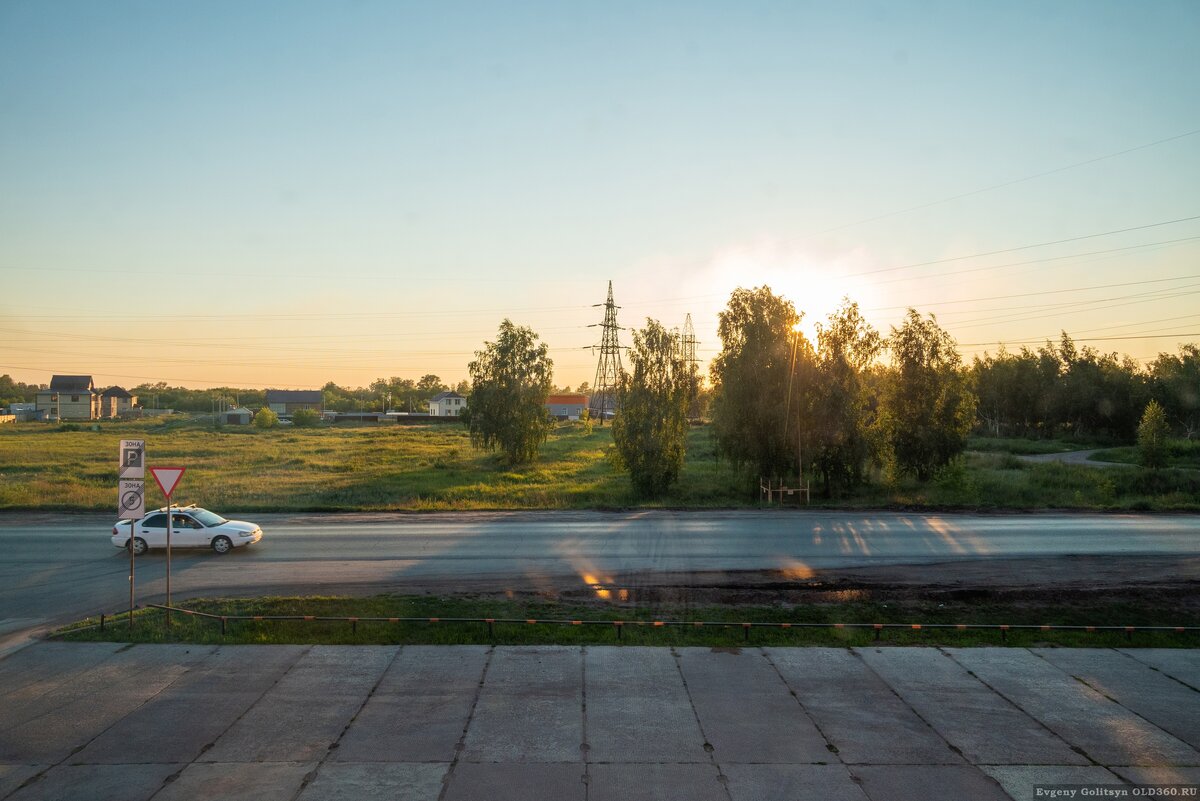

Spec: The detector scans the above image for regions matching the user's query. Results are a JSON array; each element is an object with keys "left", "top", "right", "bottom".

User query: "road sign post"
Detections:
[
  {"left": 119, "top": 441, "right": 145, "bottom": 630},
  {"left": 150, "top": 467, "right": 185, "bottom": 629}
]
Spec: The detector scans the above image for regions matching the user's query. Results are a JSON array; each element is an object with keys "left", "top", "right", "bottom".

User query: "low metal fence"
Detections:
[{"left": 51, "top": 604, "right": 1200, "bottom": 644}]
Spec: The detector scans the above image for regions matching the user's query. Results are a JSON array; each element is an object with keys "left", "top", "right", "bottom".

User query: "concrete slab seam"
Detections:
[
  {"left": 669, "top": 647, "right": 734, "bottom": 801},
  {"left": 145, "top": 645, "right": 313, "bottom": 800},
  {"left": 286, "top": 645, "right": 406, "bottom": 801},
  {"left": 1, "top": 643, "right": 226, "bottom": 800},
  {"left": 849, "top": 647, "right": 981, "bottom": 766},
  {"left": 758, "top": 648, "right": 848, "bottom": 767},
  {"left": 1116, "top": 650, "right": 1200, "bottom": 695},
  {"left": 434, "top": 645, "right": 494, "bottom": 801},
  {"left": 0, "top": 642, "right": 212, "bottom": 737},
  {"left": 937, "top": 647, "right": 1105, "bottom": 769},
  {"left": 1028, "top": 648, "right": 1200, "bottom": 759}
]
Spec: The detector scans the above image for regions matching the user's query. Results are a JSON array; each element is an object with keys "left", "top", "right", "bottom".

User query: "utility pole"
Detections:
[{"left": 589, "top": 281, "right": 624, "bottom": 425}]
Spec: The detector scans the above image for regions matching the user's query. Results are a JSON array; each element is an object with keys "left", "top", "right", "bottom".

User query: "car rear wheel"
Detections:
[
  {"left": 128, "top": 537, "right": 147, "bottom": 556},
  {"left": 211, "top": 535, "right": 233, "bottom": 554}
]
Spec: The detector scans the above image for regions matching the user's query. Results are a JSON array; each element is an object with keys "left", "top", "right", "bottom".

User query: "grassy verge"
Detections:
[
  {"left": 966, "top": 436, "right": 1112, "bottom": 455},
  {"left": 2, "top": 419, "right": 1196, "bottom": 512},
  {"left": 55, "top": 594, "right": 1200, "bottom": 649},
  {"left": 1090, "top": 440, "right": 1200, "bottom": 470}
]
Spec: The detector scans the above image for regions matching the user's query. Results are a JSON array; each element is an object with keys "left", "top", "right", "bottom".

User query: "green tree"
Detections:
[
  {"left": 811, "top": 300, "right": 882, "bottom": 496},
  {"left": 467, "top": 320, "right": 554, "bottom": 464},
  {"left": 1150, "top": 344, "right": 1200, "bottom": 439},
  {"left": 880, "top": 310, "right": 976, "bottom": 480},
  {"left": 709, "top": 286, "right": 804, "bottom": 480},
  {"left": 254, "top": 407, "right": 279, "bottom": 429},
  {"left": 292, "top": 408, "right": 320, "bottom": 427},
  {"left": 1137, "top": 399, "right": 1170, "bottom": 469},
  {"left": 612, "top": 319, "right": 690, "bottom": 497}
]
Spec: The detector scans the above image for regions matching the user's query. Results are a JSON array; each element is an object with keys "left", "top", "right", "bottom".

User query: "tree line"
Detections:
[
  {"left": 461, "top": 287, "right": 1196, "bottom": 501},
  {"left": 973, "top": 339, "right": 1199, "bottom": 442}
]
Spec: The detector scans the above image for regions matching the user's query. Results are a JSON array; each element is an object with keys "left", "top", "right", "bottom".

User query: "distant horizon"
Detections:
[
  {"left": 3, "top": 1, "right": 1198, "bottom": 389},
  {"left": 3, "top": 300, "right": 1195, "bottom": 394}
]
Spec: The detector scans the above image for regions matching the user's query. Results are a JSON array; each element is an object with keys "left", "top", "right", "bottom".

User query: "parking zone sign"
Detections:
[
  {"left": 119, "top": 439, "right": 145, "bottom": 479},
  {"left": 119, "top": 480, "right": 145, "bottom": 519}
]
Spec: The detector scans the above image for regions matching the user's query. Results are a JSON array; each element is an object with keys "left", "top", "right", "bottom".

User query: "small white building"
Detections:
[
  {"left": 545, "top": 394, "right": 589, "bottom": 421},
  {"left": 222, "top": 407, "right": 253, "bottom": 425},
  {"left": 429, "top": 391, "right": 467, "bottom": 417}
]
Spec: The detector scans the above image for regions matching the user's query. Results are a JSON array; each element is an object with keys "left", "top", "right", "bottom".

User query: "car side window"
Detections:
[
  {"left": 143, "top": 513, "right": 167, "bottom": 528},
  {"left": 173, "top": 514, "right": 198, "bottom": 529}
]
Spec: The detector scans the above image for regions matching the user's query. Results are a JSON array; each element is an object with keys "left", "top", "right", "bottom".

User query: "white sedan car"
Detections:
[{"left": 112, "top": 505, "right": 263, "bottom": 555}]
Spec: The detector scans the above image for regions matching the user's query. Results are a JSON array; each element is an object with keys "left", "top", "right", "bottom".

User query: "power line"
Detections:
[
  {"left": 864, "top": 272, "right": 1200, "bottom": 314},
  {"left": 848, "top": 214, "right": 1200, "bottom": 278},
  {"left": 869, "top": 235, "right": 1200, "bottom": 287},
  {"left": 805, "top": 127, "right": 1200, "bottom": 240},
  {"left": 960, "top": 332, "right": 1200, "bottom": 348}
]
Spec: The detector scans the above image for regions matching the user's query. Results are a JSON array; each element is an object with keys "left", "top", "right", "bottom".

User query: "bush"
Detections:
[
  {"left": 1137, "top": 400, "right": 1169, "bottom": 470},
  {"left": 254, "top": 408, "right": 279, "bottom": 429},
  {"left": 292, "top": 409, "right": 320, "bottom": 428}
]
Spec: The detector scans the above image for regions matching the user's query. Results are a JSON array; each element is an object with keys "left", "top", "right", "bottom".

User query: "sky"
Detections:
[{"left": 2, "top": 0, "right": 1198, "bottom": 391}]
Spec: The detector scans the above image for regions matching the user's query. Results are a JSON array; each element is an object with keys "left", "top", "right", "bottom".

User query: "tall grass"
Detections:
[{"left": 2, "top": 418, "right": 1195, "bottom": 512}]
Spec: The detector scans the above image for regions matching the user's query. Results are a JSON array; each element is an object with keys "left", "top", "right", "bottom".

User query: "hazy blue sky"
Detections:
[{"left": 2, "top": 1, "right": 1198, "bottom": 388}]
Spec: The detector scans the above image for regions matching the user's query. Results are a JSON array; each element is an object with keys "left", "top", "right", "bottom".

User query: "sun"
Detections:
[{"left": 708, "top": 241, "right": 879, "bottom": 344}]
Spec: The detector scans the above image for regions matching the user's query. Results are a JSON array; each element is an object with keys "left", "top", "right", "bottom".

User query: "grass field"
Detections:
[
  {"left": 56, "top": 593, "right": 1200, "bottom": 649},
  {"left": 1090, "top": 440, "right": 1200, "bottom": 470},
  {"left": 1, "top": 418, "right": 1197, "bottom": 512},
  {"left": 0, "top": 417, "right": 745, "bottom": 512}
]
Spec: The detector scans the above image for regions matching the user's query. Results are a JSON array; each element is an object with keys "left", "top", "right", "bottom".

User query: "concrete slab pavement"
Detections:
[
  {"left": 3, "top": 643, "right": 1200, "bottom": 801},
  {"left": 948, "top": 647, "right": 1200, "bottom": 767}
]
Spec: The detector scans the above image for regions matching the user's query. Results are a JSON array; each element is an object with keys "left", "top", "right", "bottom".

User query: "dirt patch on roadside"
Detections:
[{"left": 451, "top": 555, "right": 1200, "bottom": 610}]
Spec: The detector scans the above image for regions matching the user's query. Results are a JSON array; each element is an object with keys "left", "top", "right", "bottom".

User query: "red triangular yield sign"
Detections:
[{"left": 150, "top": 466, "right": 186, "bottom": 499}]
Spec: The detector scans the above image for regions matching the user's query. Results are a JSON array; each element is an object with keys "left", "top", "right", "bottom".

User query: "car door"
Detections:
[
  {"left": 139, "top": 513, "right": 169, "bottom": 548},
  {"left": 172, "top": 513, "right": 206, "bottom": 547}
]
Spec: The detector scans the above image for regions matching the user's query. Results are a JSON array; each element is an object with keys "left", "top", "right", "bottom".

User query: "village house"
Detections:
[
  {"left": 100, "top": 386, "right": 138, "bottom": 418},
  {"left": 36, "top": 375, "right": 100, "bottom": 421},
  {"left": 429, "top": 391, "right": 466, "bottom": 417},
  {"left": 265, "top": 389, "right": 323, "bottom": 415},
  {"left": 545, "top": 394, "right": 589, "bottom": 421}
]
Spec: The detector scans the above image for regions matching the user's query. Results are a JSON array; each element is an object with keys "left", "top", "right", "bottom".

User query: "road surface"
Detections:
[{"left": 2, "top": 510, "right": 1200, "bottom": 647}]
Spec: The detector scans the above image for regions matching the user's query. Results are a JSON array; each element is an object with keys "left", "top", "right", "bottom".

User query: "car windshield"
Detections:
[{"left": 191, "top": 509, "right": 227, "bottom": 527}]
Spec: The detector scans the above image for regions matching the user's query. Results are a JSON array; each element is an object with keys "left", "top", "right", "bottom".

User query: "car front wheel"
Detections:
[
  {"left": 211, "top": 536, "right": 233, "bottom": 554},
  {"left": 128, "top": 537, "right": 147, "bottom": 556}
]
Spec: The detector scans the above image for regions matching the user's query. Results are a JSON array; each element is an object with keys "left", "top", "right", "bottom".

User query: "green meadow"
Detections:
[{"left": 1, "top": 417, "right": 1197, "bottom": 512}]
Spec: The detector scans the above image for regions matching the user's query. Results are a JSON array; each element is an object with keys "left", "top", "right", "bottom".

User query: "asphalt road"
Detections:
[{"left": 3, "top": 510, "right": 1200, "bottom": 645}]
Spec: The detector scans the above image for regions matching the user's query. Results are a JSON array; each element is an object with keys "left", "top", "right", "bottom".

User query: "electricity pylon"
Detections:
[
  {"left": 681, "top": 313, "right": 701, "bottom": 419},
  {"left": 589, "top": 281, "right": 624, "bottom": 424}
]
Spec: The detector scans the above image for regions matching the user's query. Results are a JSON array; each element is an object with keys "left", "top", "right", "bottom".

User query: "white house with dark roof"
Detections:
[
  {"left": 429, "top": 391, "right": 466, "bottom": 416},
  {"left": 36, "top": 375, "right": 100, "bottom": 420}
]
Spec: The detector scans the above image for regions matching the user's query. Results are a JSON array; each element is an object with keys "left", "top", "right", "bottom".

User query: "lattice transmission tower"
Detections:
[
  {"left": 589, "top": 281, "right": 624, "bottom": 424},
  {"left": 681, "top": 313, "right": 701, "bottom": 419},
  {"left": 681, "top": 313, "right": 698, "bottom": 374}
]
